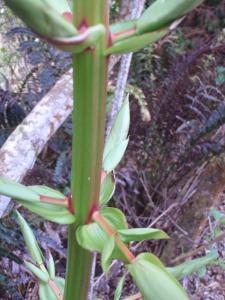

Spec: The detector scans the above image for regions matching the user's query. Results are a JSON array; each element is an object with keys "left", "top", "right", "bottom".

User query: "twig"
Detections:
[
  {"left": 171, "top": 231, "right": 225, "bottom": 265},
  {"left": 132, "top": 203, "right": 178, "bottom": 251}
]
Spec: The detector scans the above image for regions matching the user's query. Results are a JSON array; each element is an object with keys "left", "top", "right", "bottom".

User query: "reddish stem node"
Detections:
[{"left": 67, "top": 194, "right": 75, "bottom": 214}]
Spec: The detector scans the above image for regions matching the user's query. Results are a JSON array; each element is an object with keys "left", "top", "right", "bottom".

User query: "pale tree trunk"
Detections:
[
  {"left": 0, "top": 70, "right": 73, "bottom": 217},
  {"left": 107, "top": 0, "right": 146, "bottom": 133}
]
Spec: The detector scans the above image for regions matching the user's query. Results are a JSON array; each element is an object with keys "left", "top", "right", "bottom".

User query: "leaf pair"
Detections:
[
  {"left": 5, "top": 0, "right": 204, "bottom": 56},
  {"left": 0, "top": 177, "right": 75, "bottom": 224},
  {"left": 16, "top": 212, "right": 64, "bottom": 300},
  {"left": 76, "top": 207, "right": 169, "bottom": 273}
]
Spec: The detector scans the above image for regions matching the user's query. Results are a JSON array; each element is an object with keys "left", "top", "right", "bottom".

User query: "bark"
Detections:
[{"left": 161, "top": 155, "right": 225, "bottom": 264}]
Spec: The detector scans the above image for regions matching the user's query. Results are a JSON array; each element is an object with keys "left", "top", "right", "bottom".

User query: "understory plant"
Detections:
[{"left": 0, "top": 1, "right": 214, "bottom": 299}]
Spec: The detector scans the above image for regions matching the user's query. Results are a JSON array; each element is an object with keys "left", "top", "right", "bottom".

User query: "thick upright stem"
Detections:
[{"left": 64, "top": 1, "right": 109, "bottom": 300}]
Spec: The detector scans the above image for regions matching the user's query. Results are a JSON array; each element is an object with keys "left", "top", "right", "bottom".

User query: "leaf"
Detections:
[
  {"left": 100, "top": 172, "right": 116, "bottom": 205},
  {"left": 118, "top": 228, "right": 169, "bottom": 243},
  {"left": 105, "top": 29, "right": 168, "bottom": 55},
  {"left": 76, "top": 208, "right": 128, "bottom": 261},
  {"left": 168, "top": 250, "right": 218, "bottom": 280},
  {"left": 29, "top": 185, "right": 65, "bottom": 199},
  {"left": 127, "top": 253, "right": 188, "bottom": 300},
  {"left": 104, "top": 96, "right": 130, "bottom": 161},
  {"left": 114, "top": 275, "right": 126, "bottom": 300},
  {"left": 137, "top": 0, "right": 203, "bottom": 34},
  {"left": 0, "top": 182, "right": 76, "bottom": 224},
  {"left": 0, "top": 177, "right": 40, "bottom": 202},
  {"left": 101, "top": 236, "right": 115, "bottom": 274},
  {"left": 0, "top": 179, "right": 75, "bottom": 224},
  {"left": 18, "top": 200, "right": 75, "bottom": 224},
  {"left": 16, "top": 211, "right": 44, "bottom": 266},
  {"left": 211, "top": 208, "right": 223, "bottom": 221},
  {"left": 4, "top": 0, "right": 77, "bottom": 39},
  {"left": 103, "top": 139, "right": 129, "bottom": 173},
  {"left": 48, "top": 252, "right": 55, "bottom": 279},
  {"left": 39, "top": 277, "right": 64, "bottom": 300},
  {"left": 43, "top": 0, "right": 71, "bottom": 14},
  {"left": 110, "top": 20, "right": 136, "bottom": 37},
  {"left": 25, "top": 261, "right": 49, "bottom": 283}
]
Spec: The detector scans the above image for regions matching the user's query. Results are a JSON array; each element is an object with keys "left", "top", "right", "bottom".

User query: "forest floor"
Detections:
[{"left": 0, "top": 1, "right": 225, "bottom": 299}]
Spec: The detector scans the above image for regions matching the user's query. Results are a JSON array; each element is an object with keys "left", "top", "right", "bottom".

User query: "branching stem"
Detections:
[{"left": 92, "top": 211, "right": 136, "bottom": 263}]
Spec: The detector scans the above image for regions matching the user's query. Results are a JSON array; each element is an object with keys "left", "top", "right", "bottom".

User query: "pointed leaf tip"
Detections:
[
  {"left": 16, "top": 211, "right": 44, "bottom": 266},
  {"left": 101, "top": 236, "right": 115, "bottom": 274}
]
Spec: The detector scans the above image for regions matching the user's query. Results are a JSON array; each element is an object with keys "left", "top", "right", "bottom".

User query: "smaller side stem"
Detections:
[{"left": 92, "top": 211, "right": 136, "bottom": 263}]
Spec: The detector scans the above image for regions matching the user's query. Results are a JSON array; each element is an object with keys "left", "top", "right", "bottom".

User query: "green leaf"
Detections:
[
  {"left": 168, "top": 250, "right": 218, "bottom": 280},
  {"left": 0, "top": 178, "right": 75, "bottom": 224},
  {"left": 110, "top": 19, "right": 136, "bottom": 38},
  {"left": 105, "top": 29, "right": 168, "bottom": 55},
  {"left": 137, "top": 0, "right": 203, "bottom": 34},
  {"left": 103, "top": 139, "right": 129, "bottom": 173},
  {"left": 118, "top": 228, "right": 169, "bottom": 243},
  {"left": 4, "top": 0, "right": 77, "bottom": 38},
  {"left": 43, "top": 0, "right": 71, "bottom": 14},
  {"left": 39, "top": 283, "right": 55, "bottom": 300},
  {"left": 114, "top": 275, "right": 126, "bottom": 300},
  {"left": 16, "top": 211, "right": 44, "bottom": 266},
  {"left": 104, "top": 96, "right": 130, "bottom": 162},
  {"left": 127, "top": 253, "right": 189, "bottom": 300},
  {"left": 18, "top": 200, "right": 75, "bottom": 224},
  {"left": 29, "top": 185, "right": 65, "bottom": 199},
  {"left": 39, "top": 277, "right": 65, "bottom": 300},
  {"left": 101, "top": 236, "right": 115, "bottom": 274},
  {"left": 211, "top": 208, "right": 223, "bottom": 221},
  {"left": 219, "top": 216, "right": 225, "bottom": 225},
  {"left": 48, "top": 252, "right": 55, "bottom": 279},
  {"left": 0, "top": 177, "right": 40, "bottom": 202},
  {"left": 76, "top": 208, "right": 128, "bottom": 261},
  {"left": 4, "top": 183, "right": 75, "bottom": 224},
  {"left": 25, "top": 261, "right": 49, "bottom": 283},
  {"left": 100, "top": 172, "right": 116, "bottom": 205}
]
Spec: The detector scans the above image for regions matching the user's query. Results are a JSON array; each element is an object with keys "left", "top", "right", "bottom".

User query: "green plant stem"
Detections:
[{"left": 64, "top": 1, "right": 109, "bottom": 300}]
